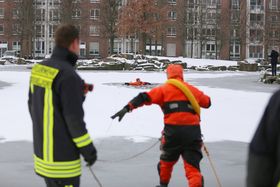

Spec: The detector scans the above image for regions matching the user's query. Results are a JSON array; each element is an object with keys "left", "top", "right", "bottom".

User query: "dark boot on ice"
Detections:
[{"left": 155, "top": 185, "right": 168, "bottom": 187}]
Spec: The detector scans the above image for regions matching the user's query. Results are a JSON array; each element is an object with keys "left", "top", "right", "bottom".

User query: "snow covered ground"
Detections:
[
  {"left": 0, "top": 70, "right": 274, "bottom": 143},
  {"left": 151, "top": 56, "right": 238, "bottom": 67}
]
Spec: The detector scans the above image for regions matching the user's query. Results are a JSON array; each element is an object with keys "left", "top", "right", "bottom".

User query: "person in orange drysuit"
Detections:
[
  {"left": 112, "top": 64, "right": 211, "bottom": 187},
  {"left": 125, "top": 78, "right": 151, "bottom": 86}
]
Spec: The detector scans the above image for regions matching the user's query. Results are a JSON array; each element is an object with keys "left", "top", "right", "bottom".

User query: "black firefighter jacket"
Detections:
[
  {"left": 28, "top": 47, "right": 96, "bottom": 179},
  {"left": 247, "top": 90, "right": 280, "bottom": 187}
]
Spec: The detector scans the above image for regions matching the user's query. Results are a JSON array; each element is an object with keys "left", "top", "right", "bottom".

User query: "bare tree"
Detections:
[
  {"left": 239, "top": 0, "right": 247, "bottom": 60},
  {"left": 118, "top": 0, "right": 168, "bottom": 55},
  {"left": 14, "top": 0, "right": 35, "bottom": 57},
  {"left": 100, "top": 0, "right": 122, "bottom": 55}
]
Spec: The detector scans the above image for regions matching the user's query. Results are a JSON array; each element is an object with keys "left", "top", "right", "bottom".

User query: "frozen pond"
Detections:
[
  {"left": 0, "top": 69, "right": 278, "bottom": 187},
  {"left": 0, "top": 70, "right": 276, "bottom": 143}
]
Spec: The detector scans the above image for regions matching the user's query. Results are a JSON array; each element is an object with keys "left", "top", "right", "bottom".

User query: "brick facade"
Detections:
[{"left": 0, "top": 0, "right": 279, "bottom": 60}]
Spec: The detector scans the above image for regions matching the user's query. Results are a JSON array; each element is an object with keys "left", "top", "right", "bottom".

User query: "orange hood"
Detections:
[{"left": 166, "top": 64, "right": 183, "bottom": 80}]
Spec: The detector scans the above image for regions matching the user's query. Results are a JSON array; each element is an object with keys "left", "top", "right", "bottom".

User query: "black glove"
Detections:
[
  {"left": 111, "top": 106, "right": 129, "bottom": 122},
  {"left": 86, "top": 154, "right": 97, "bottom": 167},
  {"left": 80, "top": 143, "right": 97, "bottom": 166}
]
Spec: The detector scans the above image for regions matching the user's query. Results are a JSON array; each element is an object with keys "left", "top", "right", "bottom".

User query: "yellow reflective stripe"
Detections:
[
  {"left": 34, "top": 155, "right": 81, "bottom": 178},
  {"left": 43, "top": 88, "right": 54, "bottom": 162},
  {"left": 77, "top": 138, "right": 92, "bottom": 148},
  {"left": 277, "top": 181, "right": 280, "bottom": 187},
  {"left": 35, "top": 160, "right": 80, "bottom": 170},
  {"left": 65, "top": 186, "right": 73, "bottom": 187},
  {"left": 73, "top": 134, "right": 92, "bottom": 148},
  {"left": 35, "top": 167, "right": 81, "bottom": 179},
  {"left": 31, "top": 74, "right": 53, "bottom": 88},
  {"left": 34, "top": 155, "right": 81, "bottom": 166},
  {"left": 32, "top": 64, "right": 59, "bottom": 79},
  {"left": 166, "top": 79, "right": 201, "bottom": 116},
  {"left": 43, "top": 88, "right": 49, "bottom": 161},
  {"left": 30, "top": 83, "right": 34, "bottom": 93},
  {"left": 49, "top": 89, "right": 54, "bottom": 162},
  {"left": 73, "top": 134, "right": 90, "bottom": 143}
]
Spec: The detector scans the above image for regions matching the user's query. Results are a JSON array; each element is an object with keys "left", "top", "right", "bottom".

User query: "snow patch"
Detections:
[{"left": 151, "top": 56, "right": 238, "bottom": 67}]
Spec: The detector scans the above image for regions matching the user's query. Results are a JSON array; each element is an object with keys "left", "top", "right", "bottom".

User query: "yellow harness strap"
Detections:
[{"left": 166, "top": 79, "right": 201, "bottom": 116}]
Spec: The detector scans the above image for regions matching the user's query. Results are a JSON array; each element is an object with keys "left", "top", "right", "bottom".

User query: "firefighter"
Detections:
[
  {"left": 112, "top": 64, "right": 211, "bottom": 187},
  {"left": 28, "top": 24, "right": 97, "bottom": 187}
]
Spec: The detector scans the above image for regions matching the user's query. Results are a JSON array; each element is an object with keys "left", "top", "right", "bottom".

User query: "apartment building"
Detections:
[
  {"left": 0, "top": 0, "right": 279, "bottom": 60},
  {"left": 265, "top": 0, "right": 280, "bottom": 56},
  {"left": 33, "top": 0, "right": 108, "bottom": 58}
]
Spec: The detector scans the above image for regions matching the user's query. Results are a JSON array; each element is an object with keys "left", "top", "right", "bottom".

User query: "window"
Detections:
[
  {"left": 36, "top": 9, "right": 46, "bottom": 22},
  {"left": 167, "top": 27, "right": 176, "bottom": 36},
  {"left": 270, "top": 0, "right": 278, "bottom": 10},
  {"left": 168, "top": 11, "right": 176, "bottom": 20},
  {"left": 12, "top": 41, "right": 21, "bottom": 51},
  {"left": 89, "top": 26, "right": 99, "bottom": 36},
  {"left": 270, "top": 30, "right": 279, "bottom": 38},
  {"left": 12, "top": 24, "right": 20, "bottom": 35},
  {"left": 49, "top": 25, "right": 58, "bottom": 38},
  {"left": 232, "top": 0, "right": 240, "bottom": 9},
  {"left": 0, "top": 8, "right": 4, "bottom": 18},
  {"left": 249, "top": 45, "right": 263, "bottom": 58},
  {"left": 89, "top": 42, "right": 99, "bottom": 55},
  {"left": 0, "top": 24, "right": 4, "bottom": 35},
  {"left": 90, "top": 9, "right": 100, "bottom": 20},
  {"left": 35, "top": 0, "right": 46, "bottom": 6},
  {"left": 90, "top": 0, "right": 100, "bottom": 2},
  {"left": 168, "top": 0, "right": 176, "bottom": 5},
  {"left": 49, "top": 9, "right": 59, "bottom": 21},
  {"left": 250, "top": 29, "right": 263, "bottom": 42},
  {"left": 35, "top": 41, "right": 45, "bottom": 54},
  {"left": 271, "top": 15, "right": 278, "bottom": 22},
  {"left": 12, "top": 8, "right": 19, "bottom": 18},
  {"left": 49, "top": 0, "right": 60, "bottom": 6},
  {"left": 36, "top": 25, "right": 45, "bottom": 38},
  {"left": 250, "top": 0, "right": 264, "bottom": 10},
  {"left": 72, "top": 9, "right": 81, "bottom": 19},
  {"left": 206, "top": 44, "right": 216, "bottom": 52}
]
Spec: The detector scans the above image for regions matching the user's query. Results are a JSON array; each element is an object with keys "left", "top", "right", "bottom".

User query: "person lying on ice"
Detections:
[
  {"left": 112, "top": 64, "right": 211, "bottom": 187},
  {"left": 124, "top": 78, "right": 151, "bottom": 86}
]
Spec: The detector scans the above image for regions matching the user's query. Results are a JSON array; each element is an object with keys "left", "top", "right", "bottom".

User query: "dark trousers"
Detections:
[
  {"left": 158, "top": 125, "right": 203, "bottom": 187},
  {"left": 272, "top": 63, "right": 277, "bottom": 76},
  {"left": 44, "top": 177, "right": 80, "bottom": 187}
]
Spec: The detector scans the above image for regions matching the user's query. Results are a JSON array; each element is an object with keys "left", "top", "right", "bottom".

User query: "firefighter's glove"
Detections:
[
  {"left": 85, "top": 145, "right": 97, "bottom": 166},
  {"left": 111, "top": 105, "right": 130, "bottom": 122}
]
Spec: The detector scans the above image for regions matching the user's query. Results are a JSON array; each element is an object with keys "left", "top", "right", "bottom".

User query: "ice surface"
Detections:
[{"left": 0, "top": 71, "right": 272, "bottom": 143}]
